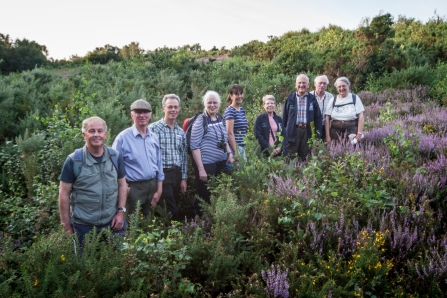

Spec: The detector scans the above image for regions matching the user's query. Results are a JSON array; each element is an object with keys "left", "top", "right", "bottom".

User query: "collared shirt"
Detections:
[
  {"left": 296, "top": 93, "right": 307, "bottom": 124},
  {"left": 112, "top": 125, "right": 164, "bottom": 182},
  {"left": 149, "top": 119, "right": 188, "bottom": 180},
  {"left": 310, "top": 91, "right": 333, "bottom": 125}
]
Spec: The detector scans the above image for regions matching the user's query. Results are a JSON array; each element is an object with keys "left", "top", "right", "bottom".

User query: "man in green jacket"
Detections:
[{"left": 58, "top": 116, "right": 127, "bottom": 244}]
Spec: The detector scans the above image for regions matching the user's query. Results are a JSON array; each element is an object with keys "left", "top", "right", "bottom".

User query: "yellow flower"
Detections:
[
  {"left": 61, "top": 254, "right": 66, "bottom": 261},
  {"left": 286, "top": 197, "right": 291, "bottom": 200},
  {"left": 264, "top": 200, "right": 269, "bottom": 204},
  {"left": 34, "top": 279, "right": 38, "bottom": 286}
]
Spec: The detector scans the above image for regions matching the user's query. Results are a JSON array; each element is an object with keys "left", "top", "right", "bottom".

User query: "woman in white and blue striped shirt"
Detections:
[{"left": 190, "top": 91, "right": 234, "bottom": 216}]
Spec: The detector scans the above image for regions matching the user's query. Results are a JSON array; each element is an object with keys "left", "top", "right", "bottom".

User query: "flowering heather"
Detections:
[
  {"left": 414, "top": 236, "right": 447, "bottom": 282},
  {"left": 413, "top": 154, "right": 447, "bottom": 195},
  {"left": 261, "top": 264, "right": 289, "bottom": 298}
]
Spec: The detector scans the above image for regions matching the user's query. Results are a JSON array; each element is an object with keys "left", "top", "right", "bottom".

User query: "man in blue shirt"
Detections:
[
  {"left": 149, "top": 94, "right": 187, "bottom": 221},
  {"left": 112, "top": 99, "right": 164, "bottom": 218}
]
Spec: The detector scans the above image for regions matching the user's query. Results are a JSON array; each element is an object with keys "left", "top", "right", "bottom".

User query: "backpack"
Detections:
[
  {"left": 333, "top": 93, "right": 357, "bottom": 108},
  {"left": 184, "top": 112, "right": 208, "bottom": 155},
  {"left": 71, "top": 147, "right": 119, "bottom": 179}
]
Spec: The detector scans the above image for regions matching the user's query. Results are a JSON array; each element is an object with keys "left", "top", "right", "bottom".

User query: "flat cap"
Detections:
[{"left": 130, "top": 99, "right": 152, "bottom": 111}]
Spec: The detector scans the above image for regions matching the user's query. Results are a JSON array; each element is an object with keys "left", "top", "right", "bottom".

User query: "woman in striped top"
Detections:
[
  {"left": 224, "top": 84, "right": 248, "bottom": 160},
  {"left": 190, "top": 91, "right": 234, "bottom": 216}
]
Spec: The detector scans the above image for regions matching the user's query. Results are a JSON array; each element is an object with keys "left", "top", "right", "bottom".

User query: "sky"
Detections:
[{"left": 2, "top": 0, "right": 446, "bottom": 60}]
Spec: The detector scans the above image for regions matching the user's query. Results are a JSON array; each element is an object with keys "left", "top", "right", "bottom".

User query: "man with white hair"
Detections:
[
  {"left": 282, "top": 74, "right": 322, "bottom": 160},
  {"left": 310, "top": 75, "right": 333, "bottom": 140}
]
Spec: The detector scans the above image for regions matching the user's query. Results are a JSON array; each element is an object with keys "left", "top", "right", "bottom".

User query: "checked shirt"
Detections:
[{"left": 149, "top": 119, "right": 188, "bottom": 180}]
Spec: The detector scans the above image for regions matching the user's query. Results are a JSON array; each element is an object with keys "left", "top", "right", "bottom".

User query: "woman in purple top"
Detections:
[{"left": 224, "top": 84, "right": 248, "bottom": 160}]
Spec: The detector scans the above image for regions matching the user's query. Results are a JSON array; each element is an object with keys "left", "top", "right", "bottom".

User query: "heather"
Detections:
[{"left": 2, "top": 13, "right": 447, "bottom": 296}]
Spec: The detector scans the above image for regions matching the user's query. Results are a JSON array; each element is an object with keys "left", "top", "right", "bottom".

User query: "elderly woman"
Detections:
[
  {"left": 224, "top": 84, "right": 248, "bottom": 160},
  {"left": 254, "top": 95, "right": 283, "bottom": 157},
  {"left": 325, "top": 77, "right": 365, "bottom": 143},
  {"left": 190, "top": 91, "right": 234, "bottom": 216}
]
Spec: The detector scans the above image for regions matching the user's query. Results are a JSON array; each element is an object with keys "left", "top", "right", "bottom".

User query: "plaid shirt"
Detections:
[
  {"left": 296, "top": 93, "right": 307, "bottom": 124},
  {"left": 149, "top": 119, "right": 188, "bottom": 180}
]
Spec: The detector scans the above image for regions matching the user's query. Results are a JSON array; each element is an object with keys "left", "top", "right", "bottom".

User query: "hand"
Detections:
[
  {"left": 326, "top": 136, "right": 332, "bottom": 143},
  {"left": 63, "top": 224, "right": 74, "bottom": 235},
  {"left": 151, "top": 191, "right": 162, "bottom": 208},
  {"left": 198, "top": 168, "right": 208, "bottom": 182},
  {"left": 111, "top": 212, "right": 125, "bottom": 231},
  {"left": 227, "top": 154, "right": 235, "bottom": 164},
  {"left": 356, "top": 134, "right": 362, "bottom": 143},
  {"left": 180, "top": 179, "right": 187, "bottom": 193}
]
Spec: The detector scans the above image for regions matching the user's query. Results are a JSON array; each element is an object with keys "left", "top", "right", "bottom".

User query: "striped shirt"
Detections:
[
  {"left": 190, "top": 113, "right": 228, "bottom": 165},
  {"left": 224, "top": 106, "right": 248, "bottom": 146},
  {"left": 149, "top": 119, "right": 188, "bottom": 180},
  {"left": 296, "top": 94, "right": 307, "bottom": 125}
]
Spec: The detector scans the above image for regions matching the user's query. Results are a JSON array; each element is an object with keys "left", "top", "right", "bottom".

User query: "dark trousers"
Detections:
[
  {"left": 192, "top": 158, "right": 226, "bottom": 216},
  {"left": 160, "top": 167, "right": 182, "bottom": 221},
  {"left": 73, "top": 220, "right": 127, "bottom": 245},
  {"left": 127, "top": 178, "right": 157, "bottom": 219},
  {"left": 286, "top": 127, "right": 309, "bottom": 161}
]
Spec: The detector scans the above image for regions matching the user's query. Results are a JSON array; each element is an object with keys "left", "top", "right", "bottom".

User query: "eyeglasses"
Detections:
[
  {"left": 164, "top": 105, "right": 179, "bottom": 110},
  {"left": 207, "top": 101, "right": 219, "bottom": 106}
]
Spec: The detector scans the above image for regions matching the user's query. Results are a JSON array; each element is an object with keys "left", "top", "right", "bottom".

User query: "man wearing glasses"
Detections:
[
  {"left": 310, "top": 75, "right": 333, "bottom": 141},
  {"left": 149, "top": 94, "right": 187, "bottom": 221},
  {"left": 112, "top": 99, "right": 164, "bottom": 218}
]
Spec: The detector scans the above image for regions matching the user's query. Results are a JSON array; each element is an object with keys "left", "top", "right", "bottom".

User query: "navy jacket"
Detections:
[
  {"left": 254, "top": 112, "right": 283, "bottom": 154},
  {"left": 282, "top": 91, "right": 322, "bottom": 142}
]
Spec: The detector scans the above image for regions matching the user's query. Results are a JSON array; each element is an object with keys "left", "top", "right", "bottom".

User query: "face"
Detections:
[
  {"left": 263, "top": 99, "right": 276, "bottom": 114},
  {"left": 206, "top": 95, "right": 219, "bottom": 116},
  {"left": 295, "top": 75, "right": 310, "bottom": 96},
  {"left": 83, "top": 120, "right": 108, "bottom": 150},
  {"left": 131, "top": 109, "right": 151, "bottom": 128},
  {"left": 162, "top": 98, "right": 180, "bottom": 121},
  {"left": 314, "top": 78, "right": 328, "bottom": 94},
  {"left": 230, "top": 91, "right": 244, "bottom": 105},
  {"left": 337, "top": 81, "right": 350, "bottom": 98}
]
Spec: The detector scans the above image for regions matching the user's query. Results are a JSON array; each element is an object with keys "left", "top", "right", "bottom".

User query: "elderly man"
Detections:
[
  {"left": 112, "top": 99, "right": 164, "bottom": 218},
  {"left": 58, "top": 116, "right": 127, "bottom": 244},
  {"left": 282, "top": 74, "right": 322, "bottom": 160},
  {"left": 149, "top": 94, "right": 187, "bottom": 221},
  {"left": 310, "top": 75, "right": 334, "bottom": 141}
]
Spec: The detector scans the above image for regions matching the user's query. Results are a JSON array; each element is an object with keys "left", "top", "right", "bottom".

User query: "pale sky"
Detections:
[{"left": 2, "top": 0, "right": 446, "bottom": 60}]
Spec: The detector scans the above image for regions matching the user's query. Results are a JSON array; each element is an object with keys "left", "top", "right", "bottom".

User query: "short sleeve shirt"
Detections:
[
  {"left": 224, "top": 106, "right": 248, "bottom": 146},
  {"left": 325, "top": 93, "right": 365, "bottom": 121}
]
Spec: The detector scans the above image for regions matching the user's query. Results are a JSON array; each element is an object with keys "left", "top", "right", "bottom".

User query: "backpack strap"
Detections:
[
  {"left": 107, "top": 147, "right": 119, "bottom": 172},
  {"left": 72, "top": 147, "right": 118, "bottom": 180},
  {"left": 72, "top": 148, "right": 84, "bottom": 179},
  {"left": 333, "top": 93, "right": 357, "bottom": 108}
]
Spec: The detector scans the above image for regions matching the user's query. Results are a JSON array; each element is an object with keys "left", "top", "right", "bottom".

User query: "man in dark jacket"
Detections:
[{"left": 282, "top": 74, "right": 322, "bottom": 160}]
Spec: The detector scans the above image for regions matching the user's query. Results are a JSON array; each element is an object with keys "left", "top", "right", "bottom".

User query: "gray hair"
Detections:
[
  {"left": 202, "top": 91, "right": 221, "bottom": 112},
  {"left": 296, "top": 74, "right": 309, "bottom": 83},
  {"left": 162, "top": 94, "right": 181, "bottom": 106},
  {"left": 334, "top": 77, "right": 351, "bottom": 88},
  {"left": 82, "top": 116, "right": 107, "bottom": 133},
  {"left": 314, "top": 75, "right": 329, "bottom": 84},
  {"left": 262, "top": 94, "right": 276, "bottom": 104}
]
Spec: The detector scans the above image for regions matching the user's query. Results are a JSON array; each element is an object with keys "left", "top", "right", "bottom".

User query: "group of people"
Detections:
[{"left": 58, "top": 74, "right": 365, "bottom": 243}]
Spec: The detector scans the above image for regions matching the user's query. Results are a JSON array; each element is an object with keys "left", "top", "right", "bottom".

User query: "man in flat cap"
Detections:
[{"left": 112, "top": 99, "right": 164, "bottom": 218}]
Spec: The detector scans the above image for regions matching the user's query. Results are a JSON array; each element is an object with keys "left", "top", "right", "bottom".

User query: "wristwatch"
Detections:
[{"left": 118, "top": 207, "right": 126, "bottom": 213}]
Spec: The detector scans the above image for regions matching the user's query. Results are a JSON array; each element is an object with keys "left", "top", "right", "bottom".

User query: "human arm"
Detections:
[
  {"left": 356, "top": 112, "right": 365, "bottom": 142},
  {"left": 151, "top": 181, "right": 163, "bottom": 208},
  {"left": 111, "top": 177, "right": 127, "bottom": 230},
  {"left": 254, "top": 114, "right": 270, "bottom": 152},
  {"left": 58, "top": 181, "right": 74, "bottom": 234},
  {"left": 325, "top": 115, "right": 332, "bottom": 143},
  {"left": 180, "top": 179, "right": 187, "bottom": 193},
  {"left": 192, "top": 149, "right": 207, "bottom": 181},
  {"left": 226, "top": 118, "right": 238, "bottom": 157},
  {"left": 226, "top": 143, "right": 235, "bottom": 164}
]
